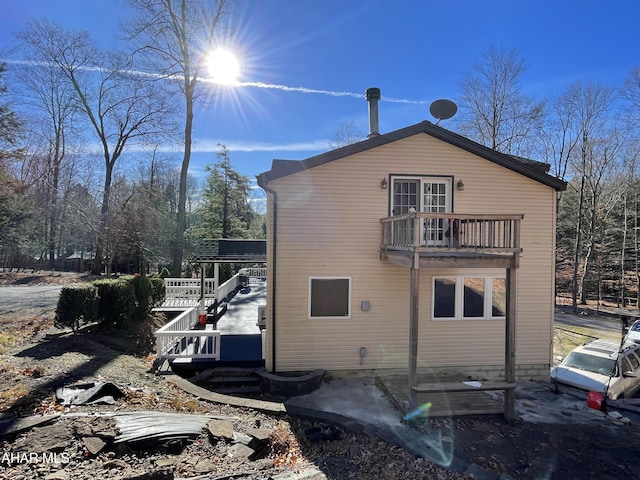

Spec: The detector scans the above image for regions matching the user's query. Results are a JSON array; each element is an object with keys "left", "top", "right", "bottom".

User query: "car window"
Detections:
[
  {"left": 629, "top": 351, "right": 640, "bottom": 369},
  {"left": 622, "top": 357, "right": 634, "bottom": 375},
  {"left": 632, "top": 323, "right": 640, "bottom": 332},
  {"left": 564, "top": 352, "right": 618, "bottom": 376}
]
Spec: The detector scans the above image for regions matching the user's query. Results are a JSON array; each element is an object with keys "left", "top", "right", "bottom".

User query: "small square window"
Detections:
[{"left": 309, "top": 277, "right": 351, "bottom": 319}]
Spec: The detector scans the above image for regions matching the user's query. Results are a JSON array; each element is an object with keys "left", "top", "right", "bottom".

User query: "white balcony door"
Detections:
[
  {"left": 423, "top": 179, "right": 451, "bottom": 246},
  {"left": 392, "top": 177, "right": 452, "bottom": 246}
]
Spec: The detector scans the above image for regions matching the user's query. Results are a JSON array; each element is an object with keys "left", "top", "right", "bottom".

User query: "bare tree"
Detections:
[
  {"left": 559, "top": 82, "right": 615, "bottom": 311},
  {"left": 0, "top": 62, "right": 29, "bottom": 269},
  {"left": 456, "top": 46, "right": 544, "bottom": 156},
  {"left": 124, "top": 0, "right": 235, "bottom": 276},
  {"left": 13, "top": 46, "right": 79, "bottom": 267},
  {"left": 329, "top": 119, "right": 364, "bottom": 149},
  {"left": 622, "top": 67, "right": 640, "bottom": 132},
  {"left": 17, "top": 20, "right": 174, "bottom": 274}
]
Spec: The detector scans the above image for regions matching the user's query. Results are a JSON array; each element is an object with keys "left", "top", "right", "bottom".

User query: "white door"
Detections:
[
  {"left": 422, "top": 179, "right": 451, "bottom": 246},
  {"left": 391, "top": 177, "right": 452, "bottom": 246}
]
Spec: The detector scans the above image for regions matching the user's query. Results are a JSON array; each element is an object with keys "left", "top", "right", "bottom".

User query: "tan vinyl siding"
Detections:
[{"left": 268, "top": 133, "right": 557, "bottom": 374}]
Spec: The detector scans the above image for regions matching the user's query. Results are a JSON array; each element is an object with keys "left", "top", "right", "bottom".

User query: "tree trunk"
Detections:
[
  {"left": 94, "top": 159, "right": 114, "bottom": 275},
  {"left": 172, "top": 84, "right": 194, "bottom": 277},
  {"left": 572, "top": 173, "right": 586, "bottom": 312},
  {"left": 621, "top": 193, "right": 628, "bottom": 307}
]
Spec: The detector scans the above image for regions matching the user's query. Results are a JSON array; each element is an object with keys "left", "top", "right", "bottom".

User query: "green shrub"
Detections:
[
  {"left": 131, "top": 274, "right": 152, "bottom": 319},
  {"left": 55, "top": 284, "right": 98, "bottom": 332},
  {"left": 148, "top": 277, "right": 165, "bottom": 308},
  {"left": 93, "top": 278, "right": 136, "bottom": 328},
  {"left": 55, "top": 275, "right": 166, "bottom": 337}
]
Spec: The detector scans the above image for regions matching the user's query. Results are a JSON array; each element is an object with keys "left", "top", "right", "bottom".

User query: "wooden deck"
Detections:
[
  {"left": 154, "top": 273, "right": 267, "bottom": 370},
  {"left": 378, "top": 375, "right": 506, "bottom": 418}
]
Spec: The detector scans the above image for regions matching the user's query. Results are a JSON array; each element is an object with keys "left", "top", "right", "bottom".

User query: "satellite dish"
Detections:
[{"left": 430, "top": 99, "right": 457, "bottom": 125}]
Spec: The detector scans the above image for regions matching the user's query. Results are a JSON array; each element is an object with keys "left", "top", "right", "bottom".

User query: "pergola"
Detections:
[{"left": 192, "top": 239, "right": 267, "bottom": 313}]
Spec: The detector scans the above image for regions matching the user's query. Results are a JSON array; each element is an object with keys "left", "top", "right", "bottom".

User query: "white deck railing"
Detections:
[
  {"left": 239, "top": 267, "right": 266, "bottom": 279},
  {"left": 217, "top": 275, "right": 239, "bottom": 303},
  {"left": 163, "top": 278, "right": 215, "bottom": 307},
  {"left": 154, "top": 268, "right": 266, "bottom": 362},
  {"left": 154, "top": 307, "right": 221, "bottom": 360}
]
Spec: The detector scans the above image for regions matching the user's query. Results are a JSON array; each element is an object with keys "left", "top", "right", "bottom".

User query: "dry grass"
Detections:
[{"left": 268, "top": 422, "right": 303, "bottom": 467}]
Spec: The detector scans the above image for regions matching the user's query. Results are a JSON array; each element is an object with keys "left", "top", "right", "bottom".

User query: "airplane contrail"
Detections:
[
  {"left": 230, "top": 80, "right": 429, "bottom": 105},
  {"left": 3, "top": 58, "right": 429, "bottom": 105}
]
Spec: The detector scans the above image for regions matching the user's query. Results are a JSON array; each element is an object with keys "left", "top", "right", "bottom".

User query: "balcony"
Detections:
[{"left": 380, "top": 213, "right": 523, "bottom": 268}]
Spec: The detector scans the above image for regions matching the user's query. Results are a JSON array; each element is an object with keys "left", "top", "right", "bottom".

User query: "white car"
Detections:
[
  {"left": 550, "top": 339, "right": 640, "bottom": 400},
  {"left": 625, "top": 320, "right": 640, "bottom": 344}
]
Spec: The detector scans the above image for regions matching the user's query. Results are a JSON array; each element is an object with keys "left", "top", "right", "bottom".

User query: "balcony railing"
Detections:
[
  {"left": 155, "top": 307, "right": 221, "bottom": 360},
  {"left": 163, "top": 278, "right": 216, "bottom": 307},
  {"left": 380, "top": 213, "right": 523, "bottom": 253}
]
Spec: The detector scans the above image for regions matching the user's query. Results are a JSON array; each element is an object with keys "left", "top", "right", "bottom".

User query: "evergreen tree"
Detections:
[{"left": 190, "top": 145, "right": 263, "bottom": 242}]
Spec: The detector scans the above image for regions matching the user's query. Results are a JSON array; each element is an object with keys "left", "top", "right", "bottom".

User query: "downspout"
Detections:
[{"left": 259, "top": 179, "right": 278, "bottom": 374}]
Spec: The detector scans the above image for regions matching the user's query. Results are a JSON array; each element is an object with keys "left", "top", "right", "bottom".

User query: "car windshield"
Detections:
[
  {"left": 563, "top": 352, "right": 618, "bottom": 376},
  {"left": 631, "top": 323, "right": 640, "bottom": 332}
]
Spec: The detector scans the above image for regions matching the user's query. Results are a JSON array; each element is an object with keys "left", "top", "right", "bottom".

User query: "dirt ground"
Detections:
[{"left": 1, "top": 271, "right": 640, "bottom": 479}]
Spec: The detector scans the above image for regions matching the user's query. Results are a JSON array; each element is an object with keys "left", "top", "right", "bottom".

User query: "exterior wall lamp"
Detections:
[
  {"left": 456, "top": 179, "right": 464, "bottom": 191},
  {"left": 381, "top": 178, "right": 388, "bottom": 189}
]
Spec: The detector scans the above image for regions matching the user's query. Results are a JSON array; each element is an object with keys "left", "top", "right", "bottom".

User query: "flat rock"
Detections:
[
  {"left": 247, "top": 427, "right": 271, "bottom": 448},
  {"left": 207, "top": 419, "right": 234, "bottom": 442},
  {"left": 103, "top": 458, "right": 130, "bottom": 470},
  {"left": 23, "top": 423, "right": 74, "bottom": 453},
  {"left": 83, "top": 436, "right": 107, "bottom": 455},
  {"left": 227, "top": 443, "right": 255, "bottom": 459},
  {"left": 233, "top": 431, "right": 252, "bottom": 445},
  {"left": 194, "top": 459, "right": 216, "bottom": 473},
  {"left": 44, "top": 472, "right": 69, "bottom": 480}
]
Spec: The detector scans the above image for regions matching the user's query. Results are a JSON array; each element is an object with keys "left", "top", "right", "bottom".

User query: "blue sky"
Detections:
[{"left": 1, "top": 0, "right": 639, "bottom": 183}]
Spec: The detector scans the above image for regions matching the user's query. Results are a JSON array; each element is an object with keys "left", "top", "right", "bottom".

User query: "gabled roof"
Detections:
[{"left": 257, "top": 121, "right": 567, "bottom": 191}]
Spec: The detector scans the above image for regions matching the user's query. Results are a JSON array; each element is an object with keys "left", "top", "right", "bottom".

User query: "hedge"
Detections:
[
  {"left": 55, "top": 275, "right": 165, "bottom": 332},
  {"left": 55, "top": 284, "right": 98, "bottom": 332}
]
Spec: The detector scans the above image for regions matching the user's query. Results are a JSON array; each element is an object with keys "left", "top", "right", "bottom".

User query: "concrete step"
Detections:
[
  {"left": 213, "top": 385, "right": 262, "bottom": 395},
  {"left": 189, "top": 366, "right": 263, "bottom": 395},
  {"left": 206, "top": 376, "right": 261, "bottom": 385}
]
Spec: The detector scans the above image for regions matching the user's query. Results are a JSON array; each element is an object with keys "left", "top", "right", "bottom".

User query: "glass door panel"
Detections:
[{"left": 423, "top": 180, "right": 451, "bottom": 246}]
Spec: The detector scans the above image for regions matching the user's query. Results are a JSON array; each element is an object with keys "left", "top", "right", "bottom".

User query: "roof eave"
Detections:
[{"left": 257, "top": 121, "right": 567, "bottom": 191}]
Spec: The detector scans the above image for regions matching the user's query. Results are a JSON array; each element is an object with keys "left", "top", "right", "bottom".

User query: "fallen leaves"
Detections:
[{"left": 268, "top": 423, "right": 303, "bottom": 467}]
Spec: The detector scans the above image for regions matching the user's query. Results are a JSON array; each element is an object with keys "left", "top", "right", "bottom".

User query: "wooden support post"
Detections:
[
  {"left": 200, "top": 262, "right": 205, "bottom": 310},
  {"left": 504, "top": 259, "right": 517, "bottom": 421},
  {"left": 408, "top": 212, "right": 421, "bottom": 409},
  {"left": 408, "top": 265, "right": 419, "bottom": 409},
  {"left": 213, "top": 262, "right": 219, "bottom": 317}
]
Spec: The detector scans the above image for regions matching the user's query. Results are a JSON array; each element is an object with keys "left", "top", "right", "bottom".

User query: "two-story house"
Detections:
[{"left": 256, "top": 89, "right": 566, "bottom": 416}]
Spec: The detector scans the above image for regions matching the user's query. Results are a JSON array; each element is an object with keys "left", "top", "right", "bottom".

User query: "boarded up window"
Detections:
[{"left": 309, "top": 278, "right": 351, "bottom": 318}]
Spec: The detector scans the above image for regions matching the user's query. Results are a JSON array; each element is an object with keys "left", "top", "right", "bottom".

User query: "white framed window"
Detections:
[
  {"left": 432, "top": 275, "right": 506, "bottom": 320},
  {"left": 309, "top": 276, "right": 352, "bottom": 319}
]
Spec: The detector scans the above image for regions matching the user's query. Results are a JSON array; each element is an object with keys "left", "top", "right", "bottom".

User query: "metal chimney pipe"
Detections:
[{"left": 366, "top": 87, "right": 381, "bottom": 138}]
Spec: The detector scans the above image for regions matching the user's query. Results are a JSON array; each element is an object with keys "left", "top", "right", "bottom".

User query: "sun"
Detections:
[{"left": 206, "top": 49, "right": 240, "bottom": 85}]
